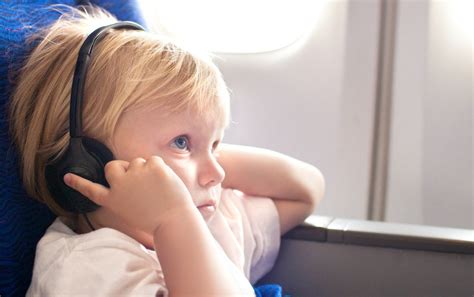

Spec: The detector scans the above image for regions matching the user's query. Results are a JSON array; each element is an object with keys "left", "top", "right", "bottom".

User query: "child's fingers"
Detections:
[
  {"left": 104, "top": 160, "right": 129, "bottom": 184},
  {"left": 106, "top": 160, "right": 130, "bottom": 171},
  {"left": 129, "top": 157, "right": 146, "bottom": 170},
  {"left": 63, "top": 173, "right": 109, "bottom": 203}
]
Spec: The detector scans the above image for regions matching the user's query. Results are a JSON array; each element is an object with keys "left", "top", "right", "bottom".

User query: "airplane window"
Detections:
[{"left": 137, "top": 0, "right": 328, "bottom": 53}]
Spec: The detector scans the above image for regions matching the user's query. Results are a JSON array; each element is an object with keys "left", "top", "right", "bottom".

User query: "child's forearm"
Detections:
[
  {"left": 216, "top": 144, "right": 324, "bottom": 206},
  {"left": 153, "top": 206, "right": 255, "bottom": 297}
]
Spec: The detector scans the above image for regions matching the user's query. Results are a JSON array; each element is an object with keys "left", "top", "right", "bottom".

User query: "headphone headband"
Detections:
[
  {"left": 70, "top": 21, "right": 145, "bottom": 138},
  {"left": 45, "top": 21, "right": 145, "bottom": 214}
]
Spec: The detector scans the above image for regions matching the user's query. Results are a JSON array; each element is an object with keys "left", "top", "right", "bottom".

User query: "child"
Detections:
[{"left": 8, "top": 5, "right": 325, "bottom": 296}]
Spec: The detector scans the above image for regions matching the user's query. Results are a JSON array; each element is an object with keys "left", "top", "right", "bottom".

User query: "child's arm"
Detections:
[
  {"left": 153, "top": 206, "right": 255, "bottom": 297},
  {"left": 216, "top": 144, "right": 325, "bottom": 235}
]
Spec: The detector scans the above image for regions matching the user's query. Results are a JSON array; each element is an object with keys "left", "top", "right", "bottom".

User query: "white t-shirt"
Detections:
[{"left": 26, "top": 188, "right": 281, "bottom": 296}]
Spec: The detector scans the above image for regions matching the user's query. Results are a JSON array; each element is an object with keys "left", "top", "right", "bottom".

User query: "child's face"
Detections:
[{"left": 108, "top": 106, "right": 227, "bottom": 222}]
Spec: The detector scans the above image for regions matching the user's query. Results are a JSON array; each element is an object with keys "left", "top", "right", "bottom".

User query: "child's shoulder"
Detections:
[
  {"left": 28, "top": 218, "right": 165, "bottom": 296},
  {"left": 40, "top": 217, "right": 140, "bottom": 251},
  {"left": 215, "top": 188, "right": 279, "bottom": 243},
  {"left": 213, "top": 188, "right": 281, "bottom": 284},
  {"left": 33, "top": 217, "right": 158, "bottom": 271}
]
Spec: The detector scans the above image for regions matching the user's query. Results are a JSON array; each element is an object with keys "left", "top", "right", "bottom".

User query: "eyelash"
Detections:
[{"left": 171, "top": 135, "right": 221, "bottom": 153}]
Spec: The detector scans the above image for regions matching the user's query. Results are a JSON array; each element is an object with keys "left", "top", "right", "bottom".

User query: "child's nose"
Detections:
[{"left": 198, "top": 154, "right": 226, "bottom": 188}]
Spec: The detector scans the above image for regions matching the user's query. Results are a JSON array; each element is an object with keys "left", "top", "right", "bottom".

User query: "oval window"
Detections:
[{"left": 138, "top": 0, "right": 328, "bottom": 53}]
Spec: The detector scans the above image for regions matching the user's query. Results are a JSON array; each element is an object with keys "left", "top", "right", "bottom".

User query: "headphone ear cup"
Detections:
[
  {"left": 45, "top": 137, "right": 114, "bottom": 214},
  {"left": 82, "top": 136, "right": 114, "bottom": 187}
]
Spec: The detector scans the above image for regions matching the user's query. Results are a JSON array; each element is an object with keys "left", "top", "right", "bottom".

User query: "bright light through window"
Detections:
[
  {"left": 447, "top": 0, "right": 474, "bottom": 41},
  {"left": 138, "top": 0, "right": 328, "bottom": 53}
]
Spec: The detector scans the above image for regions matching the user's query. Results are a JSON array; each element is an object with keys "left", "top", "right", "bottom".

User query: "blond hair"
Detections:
[{"left": 8, "top": 5, "right": 230, "bottom": 218}]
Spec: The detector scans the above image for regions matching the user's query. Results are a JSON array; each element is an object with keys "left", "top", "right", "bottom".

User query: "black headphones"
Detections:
[{"left": 45, "top": 21, "right": 145, "bottom": 215}]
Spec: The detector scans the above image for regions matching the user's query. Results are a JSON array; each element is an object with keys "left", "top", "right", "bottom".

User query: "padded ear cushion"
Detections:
[
  {"left": 45, "top": 137, "right": 114, "bottom": 214},
  {"left": 82, "top": 136, "right": 115, "bottom": 187}
]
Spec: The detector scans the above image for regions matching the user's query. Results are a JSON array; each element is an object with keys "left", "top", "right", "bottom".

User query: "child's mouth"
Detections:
[{"left": 197, "top": 204, "right": 216, "bottom": 218}]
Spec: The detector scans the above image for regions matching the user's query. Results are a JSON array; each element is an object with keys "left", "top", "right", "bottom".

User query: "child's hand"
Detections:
[{"left": 63, "top": 156, "right": 195, "bottom": 234}]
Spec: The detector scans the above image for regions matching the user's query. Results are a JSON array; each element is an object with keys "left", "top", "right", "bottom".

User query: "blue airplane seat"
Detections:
[{"left": 0, "top": 1, "right": 146, "bottom": 296}]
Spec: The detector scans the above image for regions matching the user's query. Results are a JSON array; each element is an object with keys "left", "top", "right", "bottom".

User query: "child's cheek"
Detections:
[{"left": 163, "top": 157, "right": 197, "bottom": 190}]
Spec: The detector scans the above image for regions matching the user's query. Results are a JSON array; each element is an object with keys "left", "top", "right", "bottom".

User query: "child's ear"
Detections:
[{"left": 63, "top": 173, "right": 109, "bottom": 206}]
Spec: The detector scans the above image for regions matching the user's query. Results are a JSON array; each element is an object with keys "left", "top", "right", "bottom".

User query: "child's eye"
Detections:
[{"left": 171, "top": 136, "right": 190, "bottom": 151}]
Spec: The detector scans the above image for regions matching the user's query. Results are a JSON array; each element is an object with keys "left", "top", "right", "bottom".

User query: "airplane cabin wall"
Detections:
[
  {"left": 216, "top": 0, "right": 473, "bottom": 229},
  {"left": 386, "top": 0, "right": 473, "bottom": 229}
]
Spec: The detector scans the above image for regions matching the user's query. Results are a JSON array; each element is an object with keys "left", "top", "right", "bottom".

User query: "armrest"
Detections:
[
  {"left": 283, "top": 215, "right": 474, "bottom": 254},
  {"left": 257, "top": 215, "right": 474, "bottom": 296}
]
